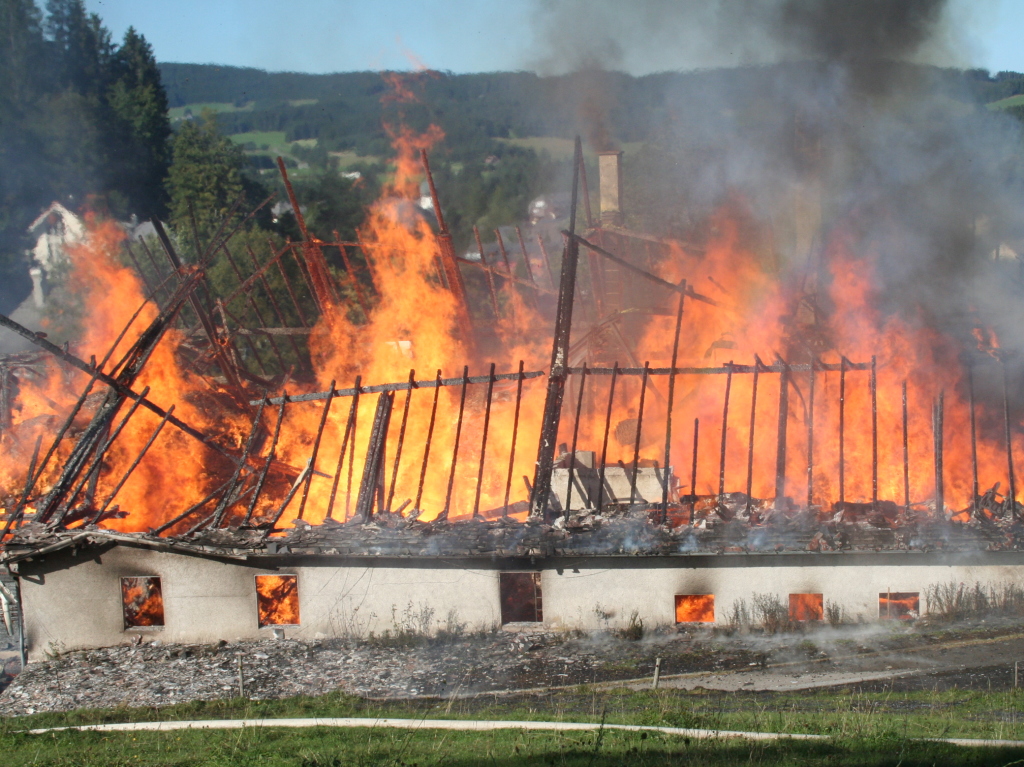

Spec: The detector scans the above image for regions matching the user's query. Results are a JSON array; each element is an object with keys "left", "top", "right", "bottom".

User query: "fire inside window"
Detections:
[
  {"left": 121, "top": 576, "right": 164, "bottom": 629},
  {"left": 255, "top": 574, "right": 300, "bottom": 628},
  {"left": 499, "top": 572, "right": 542, "bottom": 624},
  {"left": 879, "top": 592, "right": 919, "bottom": 620},
  {"left": 789, "top": 593, "right": 823, "bottom": 622},
  {"left": 675, "top": 595, "right": 715, "bottom": 623}
]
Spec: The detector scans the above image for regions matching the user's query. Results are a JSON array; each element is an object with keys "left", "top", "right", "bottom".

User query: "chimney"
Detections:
[
  {"left": 598, "top": 150, "right": 623, "bottom": 227},
  {"left": 29, "top": 267, "right": 44, "bottom": 308}
]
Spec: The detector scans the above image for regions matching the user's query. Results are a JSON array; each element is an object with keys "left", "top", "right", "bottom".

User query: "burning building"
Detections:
[{"left": 5, "top": 32, "right": 1024, "bottom": 657}]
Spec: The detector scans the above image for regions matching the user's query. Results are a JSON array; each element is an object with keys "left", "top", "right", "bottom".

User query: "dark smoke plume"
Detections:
[
  {"left": 526, "top": 0, "right": 959, "bottom": 76},
  {"left": 523, "top": 0, "right": 1024, "bottom": 414},
  {"left": 775, "top": 0, "right": 947, "bottom": 63}
]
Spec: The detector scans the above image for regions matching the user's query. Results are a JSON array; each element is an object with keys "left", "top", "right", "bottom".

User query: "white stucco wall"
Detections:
[
  {"left": 540, "top": 561, "right": 1024, "bottom": 630},
  {"left": 15, "top": 545, "right": 1024, "bottom": 659},
  {"left": 18, "top": 548, "right": 501, "bottom": 659}
]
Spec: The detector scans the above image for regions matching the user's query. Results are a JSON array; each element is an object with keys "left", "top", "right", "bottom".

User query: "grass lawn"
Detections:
[
  {"left": 228, "top": 131, "right": 289, "bottom": 150},
  {"left": 2, "top": 724, "right": 1017, "bottom": 766},
  {"left": 496, "top": 136, "right": 646, "bottom": 160},
  {"left": 328, "top": 150, "right": 380, "bottom": 168},
  {"left": 168, "top": 102, "right": 254, "bottom": 120},
  {"left": 987, "top": 94, "right": 1024, "bottom": 110},
  {"left": 4, "top": 686, "right": 1024, "bottom": 765}
]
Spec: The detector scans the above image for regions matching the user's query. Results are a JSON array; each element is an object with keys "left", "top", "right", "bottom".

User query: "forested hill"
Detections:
[
  {"left": 159, "top": 63, "right": 1024, "bottom": 152},
  {"left": 158, "top": 64, "right": 680, "bottom": 154},
  {"left": 160, "top": 64, "right": 392, "bottom": 105}
]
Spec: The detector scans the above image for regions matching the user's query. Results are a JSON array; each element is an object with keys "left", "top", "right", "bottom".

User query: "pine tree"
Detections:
[
  {"left": 0, "top": 0, "right": 44, "bottom": 105},
  {"left": 44, "top": 0, "right": 114, "bottom": 95},
  {"left": 107, "top": 27, "right": 171, "bottom": 218},
  {"left": 0, "top": 1, "right": 175, "bottom": 312},
  {"left": 0, "top": 0, "right": 46, "bottom": 310},
  {"left": 165, "top": 115, "right": 248, "bottom": 246}
]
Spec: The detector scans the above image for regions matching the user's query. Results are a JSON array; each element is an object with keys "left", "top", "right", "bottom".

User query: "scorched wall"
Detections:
[{"left": 13, "top": 544, "right": 1024, "bottom": 659}]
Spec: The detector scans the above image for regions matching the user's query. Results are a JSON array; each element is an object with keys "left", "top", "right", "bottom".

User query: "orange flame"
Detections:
[
  {"left": 0, "top": 216, "right": 246, "bottom": 530},
  {"left": 675, "top": 594, "right": 715, "bottom": 623},
  {"left": 120, "top": 576, "right": 164, "bottom": 627},
  {"left": 255, "top": 574, "right": 299, "bottom": 627},
  {"left": 5, "top": 114, "right": 1024, "bottom": 534},
  {"left": 879, "top": 592, "right": 919, "bottom": 620},
  {"left": 789, "top": 593, "right": 823, "bottom": 622},
  {"left": 258, "top": 123, "right": 549, "bottom": 526}
]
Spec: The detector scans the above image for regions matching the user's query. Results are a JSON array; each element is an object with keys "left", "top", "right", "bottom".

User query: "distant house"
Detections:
[
  {"left": 27, "top": 202, "right": 85, "bottom": 276},
  {"left": 25, "top": 202, "right": 86, "bottom": 308},
  {"left": 271, "top": 200, "right": 307, "bottom": 224}
]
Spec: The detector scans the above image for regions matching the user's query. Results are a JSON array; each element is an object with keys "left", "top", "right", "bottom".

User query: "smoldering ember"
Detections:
[{"left": 12, "top": 37, "right": 1024, "bottom": 712}]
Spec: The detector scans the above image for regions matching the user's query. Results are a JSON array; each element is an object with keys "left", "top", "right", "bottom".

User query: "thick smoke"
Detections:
[
  {"left": 524, "top": 1, "right": 1024, "bottom": 375},
  {"left": 526, "top": 0, "right": 960, "bottom": 76}
]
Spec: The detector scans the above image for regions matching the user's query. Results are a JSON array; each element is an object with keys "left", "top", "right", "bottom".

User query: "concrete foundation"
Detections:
[{"left": 13, "top": 543, "right": 1024, "bottom": 660}]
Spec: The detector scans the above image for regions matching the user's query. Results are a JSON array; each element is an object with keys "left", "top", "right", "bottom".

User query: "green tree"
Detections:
[
  {"left": 0, "top": 0, "right": 44, "bottom": 104},
  {"left": 44, "top": 0, "right": 114, "bottom": 95},
  {"left": 295, "top": 168, "right": 366, "bottom": 242},
  {"left": 107, "top": 27, "right": 170, "bottom": 219},
  {"left": 0, "top": 0, "right": 47, "bottom": 310},
  {"left": 0, "top": 0, "right": 173, "bottom": 312},
  {"left": 165, "top": 115, "right": 249, "bottom": 246}
]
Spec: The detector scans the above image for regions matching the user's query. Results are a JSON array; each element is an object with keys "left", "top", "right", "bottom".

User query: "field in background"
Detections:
[
  {"left": 168, "top": 101, "right": 254, "bottom": 121},
  {"left": 988, "top": 94, "right": 1024, "bottom": 110},
  {"left": 327, "top": 150, "right": 380, "bottom": 169},
  {"left": 497, "top": 137, "right": 646, "bottom": 161}
]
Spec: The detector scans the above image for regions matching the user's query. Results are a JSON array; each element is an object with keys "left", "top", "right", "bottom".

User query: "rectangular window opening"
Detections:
[
  {"left": 675, "top": 594, "right": 715, "bottom": 623},
  {"left": 121, "top": 576, "right": 164, "bottom": 630},
  {"left": 256, "top": 574, "right": 300, "bottom": 628},
  {"left": 789, "top": 593, "right": 823, "bottom": 622},
  {"left": 500, "top": 572, "right": 542, "bottom": 624},
  {"left": 879, "top": 592, "right": 919, "bottom": 620}
]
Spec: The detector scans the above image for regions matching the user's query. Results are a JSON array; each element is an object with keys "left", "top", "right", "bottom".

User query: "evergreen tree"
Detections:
[
  {"left": 297, "top": 169, "right": 365, "bottom": 242},
  {"left": 0, "top": 0, "right": 47, "bottom": 310},
  {"left": 165, "top": 115, "right": 249, "bottom": 246},
  {"left": 44, "top": 0, "right": 114, "bottom": 95},
  {"left": 0, "top": 1, "right": 173, "bottom": 311},
  {"left": 0, "top": 0, "right": 44, "bottom": 105},
  {"left": 107, "top": 27, "right": 171, "bottom": 218}
]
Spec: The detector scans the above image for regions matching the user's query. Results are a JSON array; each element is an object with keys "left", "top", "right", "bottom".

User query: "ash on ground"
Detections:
[
  {"left": 0, "top": 628, "right": 759, "bottom": 716},
  {"left": 5, "top": 621, "right": 1024, "bottom": 717}
]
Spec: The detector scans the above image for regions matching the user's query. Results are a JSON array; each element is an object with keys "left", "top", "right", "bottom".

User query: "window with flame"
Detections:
[
  {"left": 255, "top": 574, "right": 300, "bottom": 628},
  {"left": 121, "top": 576, "right": 164, "bottom": 629},
  {"left": 675, "top": 595, "right": 715, "bottom": 623},
  {"left": 879, "top": 592, "right": 919, "bottom": 620},
  {"left": 788, "top": 593, "right": 823, "bottom": 622},
  {"left": 499, "top": 572, "right": 542, "bottom": 624}
]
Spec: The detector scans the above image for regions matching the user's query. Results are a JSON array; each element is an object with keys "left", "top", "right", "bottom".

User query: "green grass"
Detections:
[
  {"left": 168, "top": 102, "right": 254, "bottom": 120},
  {"left": 496, "top": 136, "right": 647, "bottom": 160},
  {"left": 1, "top": 724, "right": 1017, "bottom": 766},
  {"left": 4, "top": 686, "right": 1024, "bottom": 764},
  {"left": 987, "top": 94, "right": 1024, "bottom": 110},
  {"left": 228, "top": 131, "right": 289, "bottom": 150},
  {"left": 327, "top": 150, "right": 379, "bottom": 168}
]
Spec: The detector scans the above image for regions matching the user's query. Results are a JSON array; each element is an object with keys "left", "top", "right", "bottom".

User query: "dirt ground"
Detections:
[{"left": 3, "top": 618, "right": 1024, "bottom": 716}]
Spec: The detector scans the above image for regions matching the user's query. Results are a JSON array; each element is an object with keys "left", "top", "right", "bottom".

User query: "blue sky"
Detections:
[{"left": 84, "top": 0, "right": 1024, "bottom": 75}]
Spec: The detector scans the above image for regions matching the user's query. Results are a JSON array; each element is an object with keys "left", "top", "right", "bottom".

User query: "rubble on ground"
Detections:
[
  {"left": 4, "top": 496, "right": 1022, "bottom": 567},
  {"left": 0, "top": 629, "right": 764, "bottom": 716}
]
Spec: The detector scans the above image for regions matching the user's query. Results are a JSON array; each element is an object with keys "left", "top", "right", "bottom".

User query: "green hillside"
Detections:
[{"left": 987, "top": 94, "right": 1024, "bottom": 110}]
